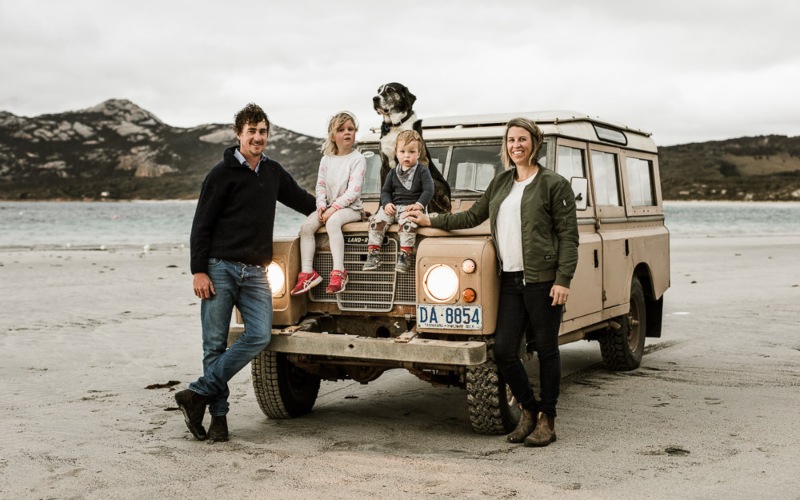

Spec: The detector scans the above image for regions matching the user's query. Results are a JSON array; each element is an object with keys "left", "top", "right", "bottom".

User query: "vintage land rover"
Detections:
[{"left": 231, "top": 111, "right": 670, "bottom": 434}]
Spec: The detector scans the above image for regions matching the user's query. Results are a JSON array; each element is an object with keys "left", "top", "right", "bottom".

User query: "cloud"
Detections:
[{"left": 1, "top": 0, "right": 799, "bottom": 145}]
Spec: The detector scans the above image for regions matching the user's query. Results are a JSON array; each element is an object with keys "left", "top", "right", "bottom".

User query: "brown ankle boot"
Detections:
[
  {"left": 507, "top": 409, "right": 536, "bottom": 443},
  {"left": 524, "top": 412, "right": 557, "bottom": 447}
]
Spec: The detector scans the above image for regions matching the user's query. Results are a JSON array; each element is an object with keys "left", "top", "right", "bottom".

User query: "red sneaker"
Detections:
[
  {"left": 290, "top": 270, "right": 322, "bottom": 296},
  {"left": 326, "top": 270, "right": 348, "bottom": 294}
]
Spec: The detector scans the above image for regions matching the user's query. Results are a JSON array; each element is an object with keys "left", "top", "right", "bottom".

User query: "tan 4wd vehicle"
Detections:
[{"left": 232, "top": 111, "right": 670, "bottom": 434}]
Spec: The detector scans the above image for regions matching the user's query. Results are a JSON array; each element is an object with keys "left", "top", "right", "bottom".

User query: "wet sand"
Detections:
[{"left": 1, "top": 236, "right": 799, "bottom": 498}]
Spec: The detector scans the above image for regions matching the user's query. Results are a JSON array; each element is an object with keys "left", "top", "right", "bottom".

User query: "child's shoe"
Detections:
[
  {"left": 326, "top": 270, "right": 348, "bottom": 294},
  {"left": 362, "top": 250, "right": 381, "bottom": 271},
  {"left": 395, "top": 251, "right": 410, "bottom": 273},
  {"left": 290, "top": 270, "right": 322, "bottom": 296}
]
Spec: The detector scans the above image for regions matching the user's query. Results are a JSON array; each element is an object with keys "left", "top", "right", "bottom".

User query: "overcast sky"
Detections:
[{"left": 1, "top": 0, "right": 798, "bottom": 146}]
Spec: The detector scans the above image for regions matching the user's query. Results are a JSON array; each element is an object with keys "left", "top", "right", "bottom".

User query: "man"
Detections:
[{"left": 175, "top": 103, "right": 316, "bottom": 442}]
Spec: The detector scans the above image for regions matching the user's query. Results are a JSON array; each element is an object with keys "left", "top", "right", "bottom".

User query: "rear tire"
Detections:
[
  {"left": 600, "top": 276, "right": 647, "bottom": 371},
  {"left": 466, "top": 337, "right": 521, "bottom": 434},
  {"left": 251, "top": 350, "right": 321, "bottom": 418}
]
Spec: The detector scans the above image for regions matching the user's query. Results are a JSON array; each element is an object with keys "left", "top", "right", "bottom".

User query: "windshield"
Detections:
[
  {"left": 446, "top": 144, "right": 503, "bottom": 192},
  {"left": 359, "top": 141, "right": 549, "bottom": 196},
  {"left": 360, "top": 150, "right": 383, "bottom": 195}
]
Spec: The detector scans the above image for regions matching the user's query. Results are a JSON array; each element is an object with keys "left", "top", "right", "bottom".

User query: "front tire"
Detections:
[
  {"left": 600, "top": 276, "right": 647, "bottom": 371},
  {"left": 251, "top": 350, "right": 321, "bottom": 418},
  {"left": 466, "top": 337, "right": 521, "bottom": 434}
]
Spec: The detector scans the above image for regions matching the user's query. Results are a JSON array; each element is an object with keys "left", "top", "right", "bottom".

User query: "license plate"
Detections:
[{"left": 416, "top": 305, "right": 482, "bottom": 330}]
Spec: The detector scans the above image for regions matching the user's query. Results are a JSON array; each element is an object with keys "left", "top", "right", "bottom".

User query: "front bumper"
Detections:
[{"left": 229, "top": 325, "right": 487, "bottom": 366}]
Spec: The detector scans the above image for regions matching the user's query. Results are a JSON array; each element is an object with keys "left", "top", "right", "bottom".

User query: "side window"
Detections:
[
  {"left": 556, "top": 146, "right": 585, "bottom": 181},
  {"left": 626, "top": 157, "right": 656, "bottom": 206},
  {"left": 591, "top": 150, "right": 621, "bottom": 206},
  {"left": 447, "top": 145, "right": 503, "bottom": 192}
]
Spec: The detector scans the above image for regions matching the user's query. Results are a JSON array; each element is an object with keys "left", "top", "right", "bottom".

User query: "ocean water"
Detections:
[{"left": 1, "top": 200, "right": 799, "bottom": 250}]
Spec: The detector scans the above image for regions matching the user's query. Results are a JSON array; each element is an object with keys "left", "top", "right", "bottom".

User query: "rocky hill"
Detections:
[
  {"left": 659, "top": 135, "right": 800, "bottom": 201},
  {"left": 0, "top": 99, "right": 322, "bottom": 200},
  {"left": 1, "top": 100, "right": 798, "bottom": 201}
]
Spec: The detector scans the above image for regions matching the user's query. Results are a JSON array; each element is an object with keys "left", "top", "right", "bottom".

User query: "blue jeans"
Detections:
[
  {"left": 189, "top": 258, "right": 273, "bottom": 416},
  {"left": 493, "top": 272, "right": 562, "bottom": 418}
]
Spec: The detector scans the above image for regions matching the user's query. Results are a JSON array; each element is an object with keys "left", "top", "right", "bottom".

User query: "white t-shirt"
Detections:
[{"left": 496, "top": 173, "right": 536, "bottom": 272}]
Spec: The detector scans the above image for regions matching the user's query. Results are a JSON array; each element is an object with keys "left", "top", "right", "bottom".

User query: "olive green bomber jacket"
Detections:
[{"left": 429, "top": 167, "right": 579, "bottom": 288}]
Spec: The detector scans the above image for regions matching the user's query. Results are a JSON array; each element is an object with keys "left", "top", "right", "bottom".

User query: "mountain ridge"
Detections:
[{"left": 1, "top": 99, "right": 799, "bottom": 201}]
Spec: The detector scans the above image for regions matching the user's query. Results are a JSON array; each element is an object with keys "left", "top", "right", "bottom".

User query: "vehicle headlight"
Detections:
[
  {"left": 423, "top": 264, "right": 459, "bottom": 302},
  {"left": 267, "top": 262, "right": 285, "bottom": 298}
]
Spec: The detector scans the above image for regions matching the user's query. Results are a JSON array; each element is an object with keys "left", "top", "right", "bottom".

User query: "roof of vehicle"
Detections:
[{"left": 360, "top": 110, "right": 658, "bottom": 153}]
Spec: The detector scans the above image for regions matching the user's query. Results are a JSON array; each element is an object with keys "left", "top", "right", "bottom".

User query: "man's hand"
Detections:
[
  {"left": 193, "top": 272, "right": 215, "bottom": 300},
  {"left": 404, "top": 207, "right": 431, "bottom": 226}
]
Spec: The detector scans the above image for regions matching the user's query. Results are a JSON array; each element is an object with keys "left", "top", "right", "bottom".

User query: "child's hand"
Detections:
[
  {"left": 317, "top": 206, "right": 326, "bottom": 223},
  {"left": 385, "top": 203, "right": 396, "bottom": 216},
  {"left": 322, "top": 206, "right": 338, "bottom": 223}
]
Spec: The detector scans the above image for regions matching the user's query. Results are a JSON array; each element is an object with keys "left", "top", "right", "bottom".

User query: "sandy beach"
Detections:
[{"left": 1, "top": 235, "right": 799, "bottom": 499}]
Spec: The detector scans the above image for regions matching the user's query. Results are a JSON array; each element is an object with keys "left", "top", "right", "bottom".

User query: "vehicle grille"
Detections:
[{"left": 310, "top": 234, "right": 416, "bottom": 312}]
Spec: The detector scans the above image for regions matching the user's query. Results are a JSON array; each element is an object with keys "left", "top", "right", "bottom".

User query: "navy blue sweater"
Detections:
[
  {"left": 380, "top": 163, "right": 434, "bottom": 208},
  {"left": 190, "top": 146, "right": 315, "bottom": 274}
]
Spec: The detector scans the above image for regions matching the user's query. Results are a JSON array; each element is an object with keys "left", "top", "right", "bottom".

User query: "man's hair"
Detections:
[
  {"left": 321, "top": 111, "right": 359, "bottom": 156},
  {"left": 395, "top": 129, "right": 428, "bottom": 165},
  {"left": 500, "top": 118, "right": 544, "bottom": 168},
  {"left": 233, "top": 103, "right": 270, "bottom": 135}
]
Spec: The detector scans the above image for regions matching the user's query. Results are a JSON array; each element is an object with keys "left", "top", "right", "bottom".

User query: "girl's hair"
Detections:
[
  {"left": 500, "top": 117, "right": 544, "bottom": 168},
  {"left": 395, "top": 129, "right": 428, "bottom": 165},
  {"left": 321, "top": 111, "right": 359, "bottom": 156}
]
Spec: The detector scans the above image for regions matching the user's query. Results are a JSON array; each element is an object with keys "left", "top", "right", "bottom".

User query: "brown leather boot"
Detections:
[
  {"left": 524, "top": 412, "right": 557, "bottom": 447},
  {"left": 174, "top": 389, "right": 209, "bottom": 441},
  {"left": 207, "top": 415, "right": 229, "bottom": 443},
  {"left": 506, "top": 409, "right": 535, "bottom": 443}
]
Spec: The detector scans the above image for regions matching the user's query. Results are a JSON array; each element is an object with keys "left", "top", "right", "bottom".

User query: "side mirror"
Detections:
[{"left": 571, "top": 177, "right": 588, "bottom": 211}]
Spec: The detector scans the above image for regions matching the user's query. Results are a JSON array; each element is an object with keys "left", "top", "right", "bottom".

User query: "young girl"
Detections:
[{"left": 291, "top": 111, "right": 366, "bottom": 295}]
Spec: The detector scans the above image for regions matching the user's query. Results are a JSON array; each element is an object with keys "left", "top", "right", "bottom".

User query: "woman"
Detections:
[{"left": 406, "top": 118, "right": 578, "bottom": 447}]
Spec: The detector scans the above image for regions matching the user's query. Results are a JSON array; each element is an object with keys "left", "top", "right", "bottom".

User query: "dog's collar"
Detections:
[
  {"left": 382, "top": 110, "right": 416, "bottom": 135},
  {"left": 394, "top": 110, "right": 415, "bottom": 126}
]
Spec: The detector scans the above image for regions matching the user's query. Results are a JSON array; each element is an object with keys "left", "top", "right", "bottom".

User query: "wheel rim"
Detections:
[
  {"left": 626, "top": 296, "right": 642, "bottom": 353},
  {"left": 285, "top": 358, "right": 315, "bottom": 399}
]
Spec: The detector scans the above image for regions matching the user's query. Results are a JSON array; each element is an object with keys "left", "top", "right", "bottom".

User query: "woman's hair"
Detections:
[
  {"left": 395, "top": 129, "right": 428, "bottom": 165},
  {"left": 500, "top": 117, "right": 544, "bottom": 168},
  {"left": 233, "top": 103, "right": 269, "bottom": 135},
  {"left": 321, "top": 111, "right": 359, "bottom": 156}
]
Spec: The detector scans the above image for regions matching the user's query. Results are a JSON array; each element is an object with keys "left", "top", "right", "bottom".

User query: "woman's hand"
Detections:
[
  {"left": 550, "top": 284, "right": 569, "bottom": 306},
  {"left": 404, "top": 208, "right": 431, "bottom": 226}
]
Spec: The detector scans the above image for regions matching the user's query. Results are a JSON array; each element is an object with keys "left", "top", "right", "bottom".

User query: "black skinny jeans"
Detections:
[{"left": 493, "top": 272, "right": 562, "bottom": 418}]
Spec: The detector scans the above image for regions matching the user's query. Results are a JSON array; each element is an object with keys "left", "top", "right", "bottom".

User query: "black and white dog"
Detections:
[{"left": 373, "top": 82, "right": 451, "bottom": 214}]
